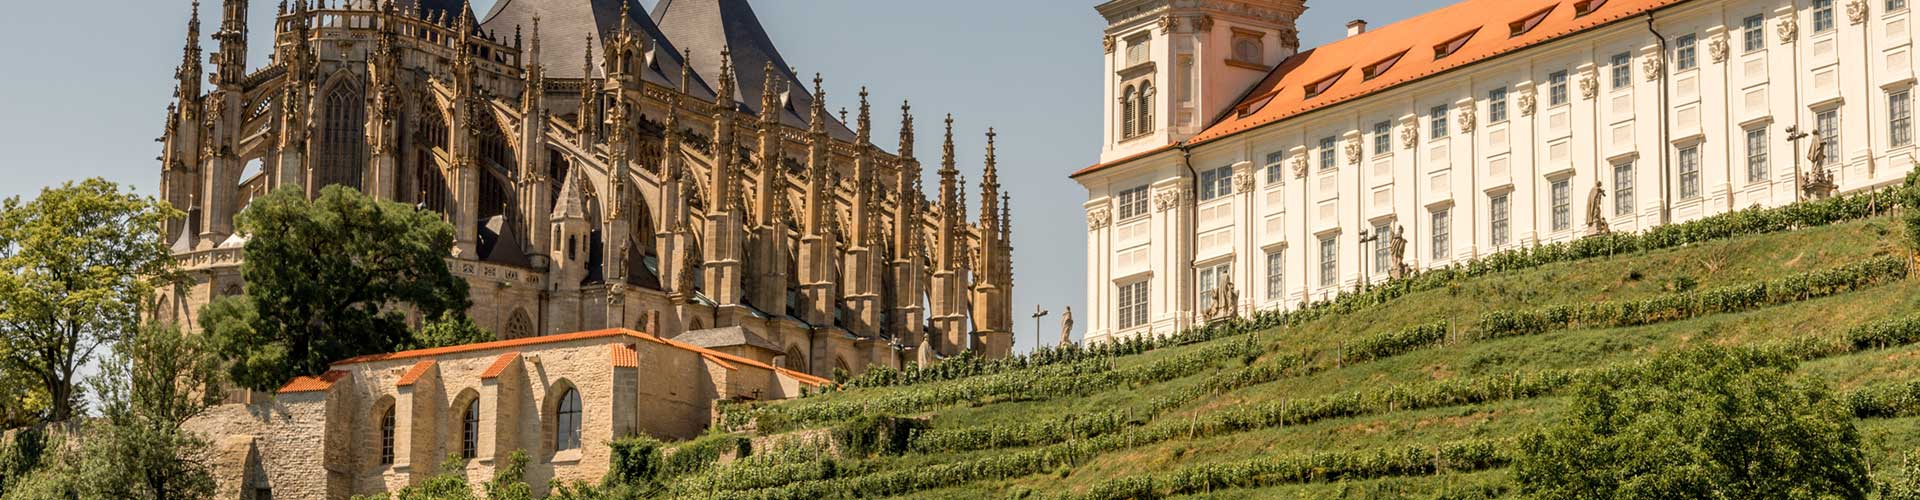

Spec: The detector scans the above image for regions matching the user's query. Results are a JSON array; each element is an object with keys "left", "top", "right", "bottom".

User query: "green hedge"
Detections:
[{"left": 1069, "top": 439, "right": 1513, "bottom": 500}]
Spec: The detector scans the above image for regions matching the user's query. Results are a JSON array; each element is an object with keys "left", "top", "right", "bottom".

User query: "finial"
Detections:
[
  {"left": 583, "top": 34, "right": 595, "bottom": 79},
  {"left": 678, "top": 48, "right": 692, "bottom": 93}
]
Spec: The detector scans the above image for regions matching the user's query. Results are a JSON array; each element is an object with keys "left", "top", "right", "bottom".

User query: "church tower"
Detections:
[{"left": 1096, "top": 0, "right": 1305, "bottom": 163}]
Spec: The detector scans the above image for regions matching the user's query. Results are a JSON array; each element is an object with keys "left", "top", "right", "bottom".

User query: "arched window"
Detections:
[
  {"left": 378, "top": 405, "right": 396, "bottom": 465},
  {"left": 461, "top": 399, "right": 480, "bottom": 459},
  {"left": 554, "top": 389, "right": 581, "bottom": 452},
  {"left": 504, "top": 309, "right": 534, "bottom": 339},
  {"left": 319, "top": 83, "right": 367, "bottom": 191},
  {"left": 1138, "top": 82, "right": 1156, "bottom": 135},
  {"left": 784, "top": 346, "right": 808, "bottom": 373},
  {"left": 1122, "top": 85, "right": 1138, "bottom": 138}
]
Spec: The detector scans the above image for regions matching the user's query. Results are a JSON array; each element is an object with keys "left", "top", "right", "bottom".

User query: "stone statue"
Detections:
[
  {"left": 1221, "top": 278, "right": 1239, "bottom": 319},
  {"left": 1586, "top": 180, "right": 1610, "bottom": 235},
  {"left": 1059, "top": 307, "right": 1074, "bottom": 347},
  {"left": 1803, "top": 132, "right": 1838, "bottom": 200},
  {"left": 1388, "top": 225, "right": 1408, "bottom": 280}
]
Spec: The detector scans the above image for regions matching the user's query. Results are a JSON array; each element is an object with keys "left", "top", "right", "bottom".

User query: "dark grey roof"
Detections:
[
  {"left": 396, "top": 0, "right": 482, "bottom": 30},
  {"left": 676, "top": 326, "right": 784, "bottom": 353},
  {"left": 480, "top": 0, "right": 717, "bottom": 101},
  {"left": 652, "top": 0, "right": 856, "bottom": 141}
]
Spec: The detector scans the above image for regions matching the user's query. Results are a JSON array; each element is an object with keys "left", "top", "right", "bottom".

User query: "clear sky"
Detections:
[{"left": 0, "top": 0, "right": 1456, "bottom": 352}]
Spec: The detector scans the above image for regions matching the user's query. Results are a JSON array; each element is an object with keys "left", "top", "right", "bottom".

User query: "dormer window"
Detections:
[
  {"left": 1574, "top": 0, "right": 1610, "bottom": 17},
  {"left": 1509, "top": 6, "right": 1555, "bottom": 38},
  {"left": 1362, "top": 51, "right": 1408, "bottom": 81},
  {"left": 1433, "top": 29, "right": 1478, "bottom": 60},
  {"left": 1303, "top": 70, "right": 1347, "bottom": 99}
]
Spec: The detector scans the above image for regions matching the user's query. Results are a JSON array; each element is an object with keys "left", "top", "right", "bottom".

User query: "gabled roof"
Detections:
[
  {"left": 278, "top": 370, "right": 349, "bottom": 394},
  {"left": 1073, "top": 0, "right": 1687, "bottom": 178},
  {"left": 480, "top": 0, "right": 717, "bottom": 101},
  {"left": 329, "top": 328, "right": 832, "bottom": 386},
  {"left": 651, "top": 0, "right": 857, "bottom": 141}
]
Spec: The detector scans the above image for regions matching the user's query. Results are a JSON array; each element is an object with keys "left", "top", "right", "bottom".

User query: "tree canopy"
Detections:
[
  {"left": 0, "top": 178, "right": 179, "bottom": 423},
  {"left": 1515, "top": 345, "right": 1870, "bottom": 499},
  {"left": 204, "top": 185, "right": 474, "bottom": 392}
]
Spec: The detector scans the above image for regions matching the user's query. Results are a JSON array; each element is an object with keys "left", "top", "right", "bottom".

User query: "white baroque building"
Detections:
[{"left": 1075, "top": 0, "right": 1919, "bottom": 345}]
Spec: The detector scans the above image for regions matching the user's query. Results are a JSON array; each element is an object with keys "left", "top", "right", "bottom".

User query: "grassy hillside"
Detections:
[{"left": 662, "top": 188, "right": 1920, "bottom": 500}]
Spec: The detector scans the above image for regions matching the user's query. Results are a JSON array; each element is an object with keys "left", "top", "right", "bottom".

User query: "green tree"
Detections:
[
  {"left": 204, "top": 186, "right": 472, "bottom": 392},
  {"left": 1515, "top": 345, "right": 1869, "bottom": 499},
  {"left": 69, "top": 323, "right": 222, "bottom": 500},
  {"left": 0, "top": 178, "right": 179, "bottom": 423}
]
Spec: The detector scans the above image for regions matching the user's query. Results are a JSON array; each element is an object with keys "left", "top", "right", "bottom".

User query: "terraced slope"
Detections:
[{"left": 667, "top": 190, "right": 1920, "bottom": 500}]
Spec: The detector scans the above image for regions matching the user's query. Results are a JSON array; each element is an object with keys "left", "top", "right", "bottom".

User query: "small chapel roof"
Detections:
[
  {"left": 652, "top": 0, "right": 857, "bottom": 141},
  {"left": 1073, "top": 0, "right": 1687, "bottom": 178},
  {"left": 480, "top": 0, "right": 718, "bottom": 101}
]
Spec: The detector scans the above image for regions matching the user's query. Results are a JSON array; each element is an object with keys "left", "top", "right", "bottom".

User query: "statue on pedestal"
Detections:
[
  {"left": 1059, "top": 307, "right": 1074, "bottom": 347},
  {"left": 1388, "top": 225, "right": 1409, "bottom": 280},
  {"left": 1586, "top": 180, "right": 1610, "bottom": 235}
]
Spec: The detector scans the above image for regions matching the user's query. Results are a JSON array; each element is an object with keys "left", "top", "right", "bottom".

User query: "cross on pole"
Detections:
[{"left": 1031, "top": 305, "right": 1049, "bottom": 354}]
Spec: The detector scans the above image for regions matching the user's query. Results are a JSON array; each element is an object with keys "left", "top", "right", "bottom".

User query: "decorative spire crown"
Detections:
[
  {"left": 856, "top": 87, "right": 872, "bottom": 144},
  {"left": 899, "top": 101, "right": 916, "bottom": 159}
]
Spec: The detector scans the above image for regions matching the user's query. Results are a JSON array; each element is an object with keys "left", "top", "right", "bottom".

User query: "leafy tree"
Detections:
[
  {"left": 351, "top": 451, "right": 537, "bottom": 500},
  {"left": 0, "top": 178, "right": 179, "bottom": 423},
  {"left": 69, "top": 323, "right": 222, "bottom": 500},
  {"left": 412, "top": 311, "right": 493, "bottom": 350},
  {"left": 204, "top": 186, "right": 472, "bottom": 392},
  {"left": 1515, "top": 345, "right": 1869, "bottom": 499}
]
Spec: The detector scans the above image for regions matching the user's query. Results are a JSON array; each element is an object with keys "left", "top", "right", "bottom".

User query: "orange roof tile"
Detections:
[
  {"left": 395, "top": 360, "right": 436, "bottom": 387},
  {"left": 324, "top": 328, "right": 833, "bottom": 387},
  {"left": 480, "top": 352, "right": 520, "bottom": 379},
  {"left": 278, "top": 370, "right": 349, "bottom": 394},
  {"left": 1073, "top": 0, "right": 1685, "bottom": 178},
  {"left": 611, "top": 344, "right": 640, "bottom": 368},
  {"left": 701, "top": 352, "right": 739, "bottom": 371}
]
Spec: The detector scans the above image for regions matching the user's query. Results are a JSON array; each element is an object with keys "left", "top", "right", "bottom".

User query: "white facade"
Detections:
[{"left": 1078, "top": 0, "right": 1920, "bottom": 345}]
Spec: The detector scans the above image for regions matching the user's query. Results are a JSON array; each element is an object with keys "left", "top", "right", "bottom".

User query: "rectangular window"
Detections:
[
  {"left": 1676, "top": 34, "right": 1697, "bottom": 70},
  {"left": 1117, "top": 281, "right": 1149, "bottom": 330},
  {"left": 1265, "top": 151, "right": 1286, "bottom": 184},
  {"left": 1490, "top": 194, "right": 1511, "bottom": 247},
  {"left": 1549, "top": 70, "right": 1570, "bottom": 106},
  {"left": 1431, "top": 210, "right": 1451, "bottom": 261},
  {"left": 1891, "top": 90, "right": 1913, "bottom": 147},
  {"left": 1679, "top": 146, "right": 1701, "bottom": 199},
  {"left": 1318, "top": 236, "right": 1338, "bottom": 288},
  {"left": 1488, "top": 87, "right": 1509, "bottom": 123},
  {"left": 1552, "top": 179, "right": 1572, "bottom": 231},
  {"left": 1743, "top": 15, "right": 1766, "bottom": 53},
  {"left": 1430, "top": 105, "right": 1449, "bottom": 139},
  {"left": 1265, "top": 251, "right": 1285, "bottom": 301},
  {"left": 1318, "top": 136, "right": 1337, "bottom": 171},
  {"left": 1614, "top": 162, "right": 1635, "bottom": 216},
  {"left": 1198, "top": 166, "right": 1234, "bottom": 201},
  {"left": 1817, "top": 108, "right": 1841, "bottom": 167},
  {"left": 1373, "top": 121, "right": 1393, "bottom": 155},
  {"left": 1198, "top": 263, "right": 1232, "bottom": 307},
  {"left": 1117, "top": 186, "right": 1149, "bottom": 220},
  {"left": 1610, "top": 53, "right": 1632, "bottom": 90},
  {"left": 1813, "top": 0, "right": 1836, "bottom": 33},
  {"left": 1893, "top": 0, "right": 1910, "bottom": 12},
  {"left": 1373, "top": 222, "right": 1392, "bottom": 275},
  {"left": 1746, "top": 128, "right": 1770, "bottom": 183}
]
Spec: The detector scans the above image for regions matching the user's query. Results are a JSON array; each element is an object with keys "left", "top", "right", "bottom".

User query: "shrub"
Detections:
[
  {"left": 604, "top": 436, "right": 665, "bottom": 491},
  {"left": 832, "top": 415, "right": 927, "bottom": 458}
]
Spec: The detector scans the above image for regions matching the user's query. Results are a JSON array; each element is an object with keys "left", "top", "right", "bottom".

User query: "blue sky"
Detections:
[{"left": 0, "top": 0, "right": 1454, "bottom": 351}]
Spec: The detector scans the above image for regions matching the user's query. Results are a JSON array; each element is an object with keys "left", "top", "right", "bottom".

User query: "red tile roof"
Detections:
[
  {"left": 395, "top": 360, "right": 437, "bottom": 387},
  {"left": 278, "top": 370, "right": 350, "bottom": 394},
  {"left": 1073, "top": 0, "right": 1687, "bottom": 178},
  {"left": 325, "top": 328, "right": 832, "bottom": 387},
  {"left": 480, "top": 352, "right": 520, "bottom": 379},
  {"left": 611, "top": 344, "right": 640, "bottom": 368}
]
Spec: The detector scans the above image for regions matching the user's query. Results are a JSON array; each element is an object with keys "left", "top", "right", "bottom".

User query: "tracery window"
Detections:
[
  {"left": 319, "top": 84, "right": 368, "bottom": 191},
  {"left": 505, "top": 309, "right": 534, "bottom": 339}
]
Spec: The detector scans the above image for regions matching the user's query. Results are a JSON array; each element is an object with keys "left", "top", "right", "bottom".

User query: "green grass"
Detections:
[{"left": 677, "top": 215, "right": 1920, "bottom": 500}]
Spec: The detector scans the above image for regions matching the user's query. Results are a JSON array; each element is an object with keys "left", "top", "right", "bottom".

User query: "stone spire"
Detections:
[
  {"left": 211, "top": 0, "right": 248, "bottom": 86},
  {"left": 577, "top": 34, "right": 599, "bottom": 147},
  {"left": 802, "top": 74, "right": 830, "bottom": 235},
  {"left": 754, "top": 62, "right": 784, "bottom": 228},
  {"left": 702, "top": 45, "right": 745, "bottom": 306},
  {"left": 177, "top": 1, "right": 203, "bottom": 100}
]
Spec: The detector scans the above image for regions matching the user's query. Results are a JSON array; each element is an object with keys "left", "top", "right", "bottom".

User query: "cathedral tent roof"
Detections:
[
  {"left": 480, "top": 0, "right": 718, "bottom": 101},
  {"left": 394, "top": 0, "right": 482, "bottom": 30},
  {"left": 652, "top": 0, "right": 857, "bottom": 141},
  {"left": 1072, "top": 0, "right": 1687, "bottom": 178}
]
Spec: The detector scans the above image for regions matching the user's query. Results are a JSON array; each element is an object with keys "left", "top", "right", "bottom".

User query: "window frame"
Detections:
[
  {"left": 1117, "top": 185, "right": 1150, "bottom": 221},
  {"left": 1431, "top": 209, "right": 1452, "bottom": 261},
  {"left": 1813, "top": 0, "right": 1836, "bottom": 33},
  {"left": 1746, "top": 127, "right": 1770, "bottom": 184},
  {"left": 555, "top": 389, "right": 583, "bottom": 452},
  {"left": 1264, "top": 152, "right": 1286, "bottom": 184},
  {"left": 1372, "top": 121, "right": 1393, "bottom": 155},
  {"left": 1551, "top": 179, "right": 1572, "bottom": 231},
  {"left": 1488, "top": 87, "right": 1509, "bottom": 124},
  {"left": 379, "top": 405, "right": 396, "bottom": 466},
  {"left": 1372, "top": 223, "right": 1392, "bottom": 276},
  {"left": 1117, "top": 280, "right": 1149, "bottom": 330},
  {"left": 1430, "top": 105, "right": 1450, "bottom": 140},
  {"left": 1197, "top": 166, "right": 1234, "bottom": 201},
  {"left": 1679, "top": 145, "right": 1702, "bottom": 199},
  {"left": 1490, "top": 194, "right": 1511, "bottom": 247},
  {"left": 1614, "top": 162, "right": 1636, "bottom": 216},
  {"left": 1318, "top": 236, "right": 1339, "bottom": 288},
  {"left": 1675, "top": 33, "right": 1698, "bottom": 71},
  {"left": 1817, "top": 108, "right": 1841, "bottom": 168},
  {"left": 1890, "top": 89, "right": 1913, "bottom": 148},
  {"left": 1549, "top": 70, "right": 1570, "bottom": 107},
  {"left": 1610, "top": 52, "right": 1632, "bottom": 90},
  {"left": 1743, "top": 15, "right": 1767, "bottom": 53},
  {"left": 1318, "top": 136, "right": 1338, "bottom": 171},
  {"left": 1265, "top": 250, "right": 1285, "bottom": 301},
  {"left": 461, "top": 399, "right": 481, "bottom": 459}
]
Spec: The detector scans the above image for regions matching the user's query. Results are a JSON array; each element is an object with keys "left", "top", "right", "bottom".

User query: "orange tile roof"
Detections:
[
  {"left": 325, "top": 328, "right": 833, "bottom": 387},
  {"left": 395, "top": 360, "right": 436, "bottom": 387},
  {"left": 480, "top": 352, "right": 520, "bottom": 379},
  {"left": 700, "top": 352, "right": 739, "bottom": 371},
  {"left": 1073, "top": 0, "right": 1687, "bottom": 178},
  {"left": 610, "top": 344, "right": 640, "bottom": 368},
  {"left": 278, "top": 370, "right": 349, "bottom": 394}
]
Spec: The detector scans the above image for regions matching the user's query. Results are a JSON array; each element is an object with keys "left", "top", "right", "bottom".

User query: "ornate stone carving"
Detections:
[
  {"left": 1289, "top": 155, "right": 1309, "bottom": 179},
  {"left": 1154, "top": 187, "right": 1188, "bottom": 212},
  {"left": 1517, "top": 89, "right": 1538, "bottom": 117},
  {"left": 1087, "top": 208, "right": 1111, "bottom": 230},
  {"left": 1344, "top": 139, "right": 1363, "bottom": 165},
  {"left": 1586, "top": 180, "right": 1610, "bottom": 235},
  {"left": 1641, "top": 53, "right": 1664, "bottom": 81},
  {"left": 1158, "top": 14, "right": 1174, "bottom": 34},
  {"left": 1103, "top": 35, "right": 1115, "bottom": 54},
  {"left": 1277, "top": 26, "right": 1300, "bottom": 50},
  {"left": 1399, "top": 122, "right": 1418, "bottom": 149},
  {"left": 1388, "top": 225, "right": 1408, "bottom": 280},
  {"left": 1578, "top": 69, "right": 1599, "bottom": 100},
  {"left": 1192, "top": 15, "right": 1214, "bottom": 33},
  {"left": 1232, "top": 172, "right": 1254, "bottom": 192},
  {"left": 1708, "top": 33, "right": 1730, "bottom": 64},
  {"left": 1777, "top": 16, "right": 1799, "bottom": 44},
  {"left": 1457, "top": 104, "right": 1476, "bottom": 134},
  {"left": 1848, "top": 0, "right": 1868, "bottom": 25}
]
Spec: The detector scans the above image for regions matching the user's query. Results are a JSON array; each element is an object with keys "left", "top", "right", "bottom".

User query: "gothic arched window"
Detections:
[
  {"left": 504, "top": 309, "right": 533, "bottom": 339},
  {"left": 460, "top": 398, "right": 480, "bottom": 459},
  {"left": 319, "top": 83, "right": 368, "bottom": 191},
  {"left": 1138, "top": 81, "right": 1156, "bottom": 135},
  {"left": 784, "top": 346, "right": 808, "bottom": 373},
  {"left": 1122, "top": 85, "right": 1138, "bottom": 138},
  {"left": 378, "top": 404, "right": 396, "bottom": 465},
  {"left": 554, "top": 389, "right": 581, "bottom": 452}
]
